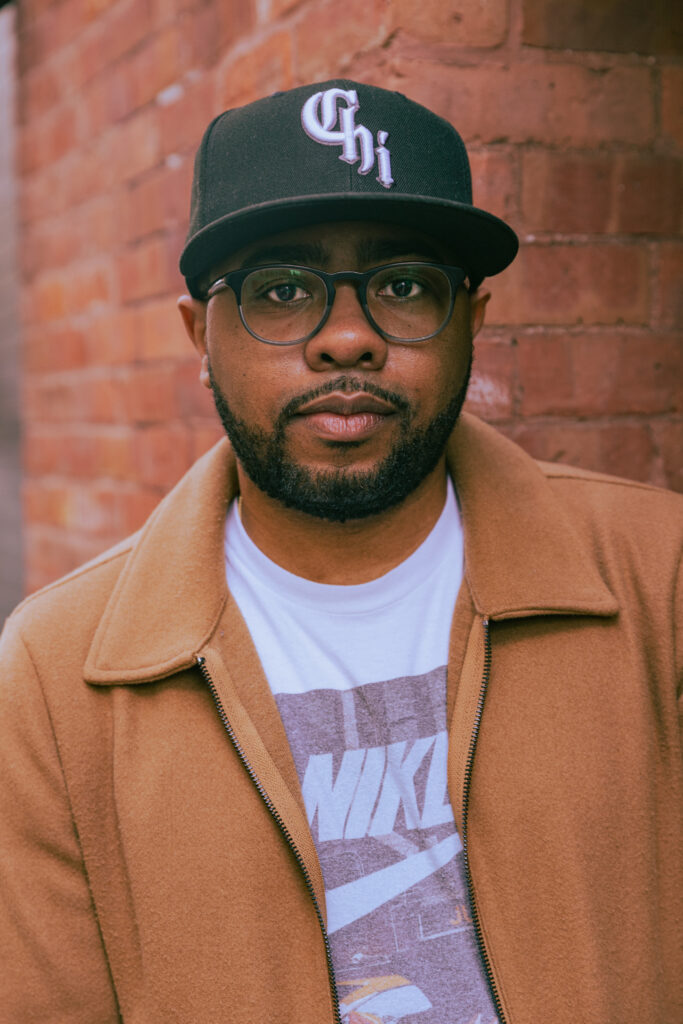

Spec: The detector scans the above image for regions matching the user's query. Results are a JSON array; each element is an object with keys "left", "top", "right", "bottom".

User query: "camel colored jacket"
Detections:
[{"left": 1, "top": 414, "right": 682, "bottom": 1024}]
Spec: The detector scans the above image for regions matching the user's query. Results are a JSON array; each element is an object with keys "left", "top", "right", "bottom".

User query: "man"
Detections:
[{"left": 1, "top": 80, "right": 681, "bottom": 1024}]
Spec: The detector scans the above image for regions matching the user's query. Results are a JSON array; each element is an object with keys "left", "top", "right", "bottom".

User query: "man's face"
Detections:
[{"left": 180, "top": 221, "right": 486, "bottom": 522}]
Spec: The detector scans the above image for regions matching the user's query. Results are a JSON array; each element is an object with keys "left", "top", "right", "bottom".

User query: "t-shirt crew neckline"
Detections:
[{"left": 224, "top": 476, "right": 462, "bottom": 617}]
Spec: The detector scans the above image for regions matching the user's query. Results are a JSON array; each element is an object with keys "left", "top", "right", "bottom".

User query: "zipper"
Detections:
[
  {"left": 196, "top": 656, "right": 342, "bottom": 1024},
  {"left": 461, "top": 618, "right": 508, "bottom": 1024}
]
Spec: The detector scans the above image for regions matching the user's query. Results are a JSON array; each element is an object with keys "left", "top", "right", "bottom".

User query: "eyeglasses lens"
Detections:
[
  {"left": 240, "top": 264, "right": 453, "bottom": 344},
  {"left": 367, "top": 265, "right": 452, "bottom": 341}
]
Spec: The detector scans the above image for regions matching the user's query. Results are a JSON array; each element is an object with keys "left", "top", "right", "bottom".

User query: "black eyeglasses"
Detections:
[{"left": 204, "top": 262, "right": 469, "bottom": 345}]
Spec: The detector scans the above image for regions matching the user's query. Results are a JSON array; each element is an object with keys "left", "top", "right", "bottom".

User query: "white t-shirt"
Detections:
[{"left": 224, "top": 481, "right": 499, "bottom": 1024}]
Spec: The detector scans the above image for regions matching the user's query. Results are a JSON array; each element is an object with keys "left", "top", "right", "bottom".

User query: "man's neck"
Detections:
[{"left": 236, "top": 458, "right": 449, "bottom": 585}]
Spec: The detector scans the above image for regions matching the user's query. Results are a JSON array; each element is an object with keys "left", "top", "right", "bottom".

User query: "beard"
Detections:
[{"left": 208, "top": 357, "right": 471, "bottom": 523}]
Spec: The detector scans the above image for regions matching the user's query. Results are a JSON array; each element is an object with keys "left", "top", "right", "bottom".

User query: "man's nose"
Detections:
[{"left": 303, "top": 283, "right": 388, "bottom": 371}]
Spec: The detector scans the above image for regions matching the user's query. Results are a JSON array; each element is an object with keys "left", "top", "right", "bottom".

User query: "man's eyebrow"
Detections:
[
  {"left": 239, "top": 242, "right": 327, "bottom": 268},
  {"left": 357, "top": 237, "right": 445, "bottom": 264}
]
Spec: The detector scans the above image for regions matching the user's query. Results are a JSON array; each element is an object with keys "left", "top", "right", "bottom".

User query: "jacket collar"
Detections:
[{"left": 84, "top": 413, "right": 617, "bottom": 684}]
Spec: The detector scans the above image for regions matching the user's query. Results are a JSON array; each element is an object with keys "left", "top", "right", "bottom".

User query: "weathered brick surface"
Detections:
[
  {"left": 12, "top": 0, "right": 683, "bottom": 591},
  {"left": 522, "top": 0, "right": 683, "bottom": 56},
  {"left": 486, "top": 244, "right": 649, "bottom": 326},
  {"left": 519, "top": 152, "right": 682, "bottom": 236},
  {"left": 661, "top": 66, "right": 683, "bottom": 151},
  {"left": 389, "top": 0, "right": 508, "bottom": 48}
]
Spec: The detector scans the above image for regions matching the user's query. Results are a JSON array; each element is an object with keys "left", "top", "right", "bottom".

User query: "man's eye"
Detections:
[
  {"left": 265, "top": 282, "right": 309, "bottom": 303},
  {"left": 378, "top": 277, "right": 423, "bottom": 299}
]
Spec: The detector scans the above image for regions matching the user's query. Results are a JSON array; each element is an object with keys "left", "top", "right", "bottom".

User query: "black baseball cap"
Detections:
[{"left": 180, "top": 79, "right": 518, "bottom": 296}]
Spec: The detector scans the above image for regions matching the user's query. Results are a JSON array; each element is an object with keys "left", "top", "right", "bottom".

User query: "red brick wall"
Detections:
[{"left": 16, "top": 0, "right": 683, "bottom": 592}]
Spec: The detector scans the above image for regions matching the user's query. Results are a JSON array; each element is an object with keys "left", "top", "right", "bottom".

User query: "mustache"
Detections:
[{"left": 279, "top": 376, "right": 412, "bottom": 421}]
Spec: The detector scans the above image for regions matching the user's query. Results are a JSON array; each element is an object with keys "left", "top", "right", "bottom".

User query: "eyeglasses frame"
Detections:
[{"left": 204, "top": 261, "right": 470, "bottom": 346}]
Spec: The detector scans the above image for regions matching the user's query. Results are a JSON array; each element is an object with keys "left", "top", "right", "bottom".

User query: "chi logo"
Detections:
[{"left": 301, "top": 88, "right": 394, "bottom": 189}]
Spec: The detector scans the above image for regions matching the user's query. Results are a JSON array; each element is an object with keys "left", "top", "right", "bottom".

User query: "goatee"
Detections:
[{"left": 208, "top": 358, "right": 472, "bottom": 522}]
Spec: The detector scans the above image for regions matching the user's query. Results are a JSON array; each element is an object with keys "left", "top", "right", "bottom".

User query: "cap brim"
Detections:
[{"left": 179, "top": 193, "right": 518, "bottom": 290}]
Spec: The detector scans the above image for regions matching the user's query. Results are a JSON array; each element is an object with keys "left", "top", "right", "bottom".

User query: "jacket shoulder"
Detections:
[
  {"left": 3, "top": 531, "right": 137, "bottom": 655},
  {"left": 538, "top": 458, "right": 683, "bottom": 525}
]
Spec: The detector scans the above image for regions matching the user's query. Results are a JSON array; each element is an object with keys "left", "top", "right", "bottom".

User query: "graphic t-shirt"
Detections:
[{"left": 224, "top": 482, "right": 499, "bottom": 1024}]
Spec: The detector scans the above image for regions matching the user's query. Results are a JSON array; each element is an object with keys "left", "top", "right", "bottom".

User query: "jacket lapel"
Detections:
[{"left": 447, "top": 415, "right": 617, "bottom": 620}]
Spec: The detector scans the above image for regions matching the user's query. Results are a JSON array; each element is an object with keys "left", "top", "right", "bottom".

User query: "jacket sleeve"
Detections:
[{"left": 0, "top": 616, "right": 120, "bottom": 1023}]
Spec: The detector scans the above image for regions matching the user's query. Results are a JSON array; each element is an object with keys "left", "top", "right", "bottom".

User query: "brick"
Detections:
[
  {"left": 653, "top": 243, "right": 683, "bottom": 329},
  {"left": 215, "top": 0, "right": 254, "bottom": 46},
  {"left": 24, "top": 425, "right": 137, "bottom": 481},
  {"left": 215, "top": 31, "right": 293, "bottom": 110},
  {"left": 521, "top": 151, "right": 613, "bottom": 234},
  {"left": 23, "top": 429, "right": 58, "bottom": 476},
  {"left": 128, "top": 26, "right": 184, "bottom": 112},
  {"left": 111, "top": 111, "right": 162, "bottom": 184},
  {"left": 66, "top": 484, "right": 114, "bottom": 535},
  {"left": 118, "top": 237, "right": 173, "bottom": 303},
  {"left": 84, "top": 310, "right": 137, "bottom": 367},
  {"left": 20, "top": 62, "right": 60, "bottom": 124},
  {"left": 597, "top": 423, "right": 659, "bottom": 485},
  {"left": 521, "top": 152, "right": 683, "bottom": 237},
  {"left": 510, "top": 420, "right": 656, "bottom": 485},
  {"left": 517, "top": 331, "right": 683, "bottom": 417},
  {"left": 112, "top": 487, "right": 162, "bottom": 533},
  {"left": 651, "top": 419, "right": 683, "bottom": 493},
  {"left": 22, "top": 214, "right": 84, "bottom": 278},
  {"left": 661, "top": 66, "right": 683, "bottom": 151},
  {"left": 64, "top": 259, "right": 113, "bottom": 316},
  {"left": 469, "top": 149, "right": 517, "bottom": 226},
  {"left": 100, "top": 431, "right": 139, "bottom": 481},
  {"left": 390, "top": 0, "right": 508, "bottom": 47},
  {"left": 163, "top": 157, "right": 194, "bottom": 226},
  {"left": 123, "top": 171, "right": 168, "bottom": 243},
  {"left": 24, "top": 325, "right": 87, "bottom": 374},
  {"left": 135, "top": 297, "right": 192, "bottom": 360},
  {"left": 522, "top": 0, "right": 683, "bottom": 57},
  {"left": 487, "top": 244, "right": 649, "bottom": 327},
  {"left": 24, "top": 109, "right": 77, "bottom": 177},
  {"left": 189, "top": 422, "right": 225, "bottom": 462},
  {"left": 86, "top": 373, "right": 130, "bottom": 423},
  {"left": 23, "top": 480, "right": 70, "bottom": 528},
  {"left": 80, "top": 195, "right": 122, "bottom": 253},
  {"left": 164, "top": 226, "right": 189, "bottom": 296},
  {"left": 158, "top": 76, "right": 215, "bottom": 157},
  {"left": 121, "top": 160, "right": 191, "bottom": 244},
  {"left": 616, "top": 156, "right": 682, "bottom": 235},
  {"left": 124, "top": 365, "right": 179, "bottom": 423},
  {"left": 393, "top": 63, "right": 654, "bottom": 148},
  {"left": 295, "top": 0, "right": 389, "bottom": 81},
  {"left": 264, "top": 0, "right": 302, "bottom": 19},
  {"left": 24, "top": 430, "right": 88, "bottom": 478},
  {"left": 97, "top": 0, "right": 156, "bottom": 72},
  {"left": 176, "top": 3, "right": 222, "bottom": 68},
  {"left": 174, "top": 360, "right": 218, "bottom": 419},
  {"left": 133, "top": 423, "right": 192, "bottom": 487},
  {"left": 22, "top": 527, "right": 67, "bottom": 594},
  {"left": 43, "top": 104, "right": 80, "bottom": 166},
  {"left": 25, "top": 0, "right": 85, "bottom": 65},
  {"left": 30, "top": 273, "right": 69, "bottom": 323},
  {"left": 464, "top": 336, "right": 516, "bottom": 421},
  {"left": 54, "top": 136, "right": 119, "bottom": 213},
  {"left": 27, "top": 375, "right": 90, "bottom": 423}
]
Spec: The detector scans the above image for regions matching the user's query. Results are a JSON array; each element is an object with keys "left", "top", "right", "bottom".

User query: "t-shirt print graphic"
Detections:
[{"left": 275, "top": 668, "right": 500, "bottom": 1024}]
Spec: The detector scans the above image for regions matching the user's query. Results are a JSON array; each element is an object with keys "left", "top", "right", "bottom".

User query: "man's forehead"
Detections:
[{"left": 218, "top": 221, "right": 450, "bottom": 273}]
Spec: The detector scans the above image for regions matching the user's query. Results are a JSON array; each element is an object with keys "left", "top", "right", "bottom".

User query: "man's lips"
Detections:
[
  {"left": 291, "top": 391, "right": 397, "bottom": 440},
  {"left": 293, "top": 392, "right": 397, "bottom": 416}
]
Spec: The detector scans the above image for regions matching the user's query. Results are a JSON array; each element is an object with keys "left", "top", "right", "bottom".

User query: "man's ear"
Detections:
[
  {"left": 469, "top": 287, "right": 491, "bottom": 339},
  {"left": 178, "top": 295, "right": 211, "bottom": 389}
]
